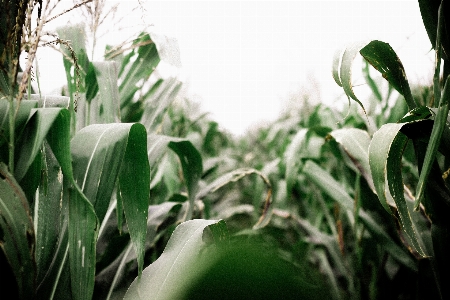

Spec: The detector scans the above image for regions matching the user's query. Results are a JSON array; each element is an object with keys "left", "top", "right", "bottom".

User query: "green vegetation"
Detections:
[{"left": 1, "top": 0, "right": 450, "bottom": 299}]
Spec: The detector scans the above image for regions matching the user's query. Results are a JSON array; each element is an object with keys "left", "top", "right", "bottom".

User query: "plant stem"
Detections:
[{"left": 8, "top": 93, "right": 15, "bottom": 173}]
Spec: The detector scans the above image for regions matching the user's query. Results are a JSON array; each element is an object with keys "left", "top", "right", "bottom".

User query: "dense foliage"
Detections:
[{"left": 1, "top": 0, "right": 450, "bottom": 299}]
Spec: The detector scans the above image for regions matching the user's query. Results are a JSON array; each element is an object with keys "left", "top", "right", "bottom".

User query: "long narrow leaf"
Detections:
[
  {"left": 369, "top": 123, "right": 427, "bottom": 257},
  {"left": 0, "top": 163, "right": 36, "bottom": 300},
  {"left": 415, "top": 73, "right": 450, "bottom": 207},
  {"left": 168, "top": 140, "right": 203, "bottom": 221},
  {"left": 118, "top": 123, "right": 150, "bottom": 276}
]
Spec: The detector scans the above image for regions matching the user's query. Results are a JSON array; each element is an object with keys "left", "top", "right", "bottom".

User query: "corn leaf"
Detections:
[
  {"left": 302, "top": 160, "right": 417, "bottom": 270},
  {"left": 118, "top": 123, "right": 150, "bottom": 276},
  {"left": 369, "top": 123, "right": 427, "bottom": 257},
  {"left": 123, "top": 219, "right": 224, "bottom": 300},
  {"left": 92, "top": 61, "right": 120, "bottom": 124},
  {"left": 71, "top": 123, "right": 149, "bottom": 279},
  {"left": 285, "top": 129, "right": 308, "bottom": 194},
  {"left": 359, "top": 40, "right": 416, "bottom": 109},
  {"left": 15, "top": 108, "right": 67, "bottom": 182},
  {"left": 168, "top": 140, "right": 203, "bottom": 221},
  {"left": 330, "top": 128, "right": 373, "bottom": 191},
  {"left": 0, "top": 163, "right": 36, "bottom": 300},
  {"left": 335, "top": 40, "right": 371, "bottom": 112},
  {"left": 418, "top": 0, "right": 450, "bottom": 59}
]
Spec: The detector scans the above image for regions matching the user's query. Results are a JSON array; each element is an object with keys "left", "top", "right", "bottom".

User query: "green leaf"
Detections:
[
  {"left": 369, "top": 123, "right": 427, "bottom": 257},
  {"left": 15, "top": 108, "right": 67, "bottom": 182},
  {"left": 362, "top": 60, "right": 382, "bottom": 102},
  {"left": 92, "top": 61, "right": 120, "bottom": 124},
  {"left": 368, "top": 123, "right": 404, "bottom": 212},
  {"left": 416, "top": 77, "right": 450, "bottom": 208},
  {"left": 0, "top": 163, "right": 36, "bottom": 300},
  {"left": 284, "top": 129, "right": 308, "bottom": 194},
  {"left": 118, "top": 123, "right": 150, "bottom": 276},
  {"left": 303, "top": 160, "right": 353, "bottom": 211},
  {"left": 418, "top": 0, "right": 450, "bottom": 59},
  {"left": 147, "top": 134, "right": 184, "bottom": 165},
  {"left": 359, "top": 40, "right": 416, "bottom": 109},
  {"left": 196, "top": 167, "right": 273, "bottom": 229},
  {"left": 71, "top": 123, "right": 129, "bottom": 222},
  {"left": 330, "top": 128, "right": 373, "bottom": 191},
  {"left": 67, "top": 181, "right": 98, "bottom": 300},
  {"left": 168, "top": 140, "right": 203, "bottom": 221},
  {"left": 119, "top": 33, "right": 160, "bottom": 109},
  {"left": 0, "top": 99, "right": 37, "bottom": 150},
  {"left": 71, "top": 122, "right": 149, "bottom": 282},
  {"left": 85, "top": 62, "right": 99, "bottom": 103},
  {"left": 123, "top": 219, "right": 222, "bottom": 300},
  {"left": 302, "top": 160, "right": 417, "bottom": 270},
  {"left": 34, "top": 144, "right": 70, "bottom": 299},
  {"left": 336, "top": 40, "right": 371, "bottom": 112}
]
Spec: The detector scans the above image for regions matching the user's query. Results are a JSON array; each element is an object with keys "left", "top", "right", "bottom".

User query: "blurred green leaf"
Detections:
[
  {"left": 285, "top": 129, "right": 308, "bottom": 194},
  {"left": 303, "top": 160, "right": 417, "bottom": 270},
  {"left": 123, "top": 219, "right": 223, "bottom": 300}
]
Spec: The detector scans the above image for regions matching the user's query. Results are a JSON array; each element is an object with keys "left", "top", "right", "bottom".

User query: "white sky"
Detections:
[{"left": 37, "top": 0, "right": 434, "bottom": 136}]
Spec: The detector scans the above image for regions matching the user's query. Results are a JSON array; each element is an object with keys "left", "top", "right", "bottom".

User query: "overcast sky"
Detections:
[{"left": 39, "top": 1, "right": 434, "bottom": 135}]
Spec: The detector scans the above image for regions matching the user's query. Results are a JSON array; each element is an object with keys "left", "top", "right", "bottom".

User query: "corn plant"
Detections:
[{"left": 328, "top": 0, "right": 450, "bottom": 298}]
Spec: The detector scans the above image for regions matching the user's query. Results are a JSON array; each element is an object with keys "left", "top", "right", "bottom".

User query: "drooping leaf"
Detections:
[
  {"left": 118, "top": 123, "right": 150, "bottom": 276},
  {"left": 123, "top": 219, "right": 223, "bottom": 300},
  {"left": 0, "top": 99, "right": 37, "bottom": 152},
  {"left": 369, "top": 123, "right": 427, "bottom": 257},
  {"left": 147, "top": 134, "right": 184, "bottom": 165},
  {"left": 330, "top": 128, "right": 373, "bottom": 191},
  {"left": 168, "top": 140, "right": 203, "bottom": 221},
  {"left": 0, "top": 163, "right": 36, "bottom": 300},
  {"left": 336, "top": 40, "right": 371, "bottom": 112},
  {"left": 15, "top": 108, "right": 67, "bottom": 182},
  {"left": 359, "top": 40, "right": 416, "bottom": 109}
]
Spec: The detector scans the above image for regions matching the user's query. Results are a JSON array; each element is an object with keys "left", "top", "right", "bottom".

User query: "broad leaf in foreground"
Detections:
[{"left": 124, "top": 219, "right": 224, "bottom": 300}]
